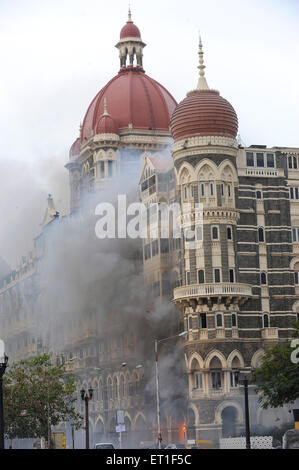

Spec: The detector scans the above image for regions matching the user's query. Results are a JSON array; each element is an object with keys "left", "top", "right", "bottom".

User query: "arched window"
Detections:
[
  {"left": 211, "top": 226, "right": 219, "bottom": 240},
  {"left": 230, "top": 356, "right": 241, "bottom": 388},
  {"left": 227, "top": 226, "right": 233, "bottom": 240},
  {"left": 120, "top": 376, "right": 125, "bottom": 398},
  {"left": 258, "top": 227, "right": 265, "bottom": 243},
  {"left": 263, "top": 313, "right": 270, "bottom": 328},
  {"left": 190, "top": 358, "right": 202, "bottom": 390},
  {"left": 216, "top": 312, "right": 224, "bottom": 328},
  {"left": 260, "top": 272, "right": 267, "bottom": 285},
  {"left": 98, "top": 381, "right": 103, "bottom": 401},
  {"left": 231, "top": 312, "right": 237, "bottom": 328},
  {"left": 256, "top": 190, "right": 263, "bottom": 199},
  {"left": 210, "top": 357, "right": 223, "bottom": 389},
  {"left": 183, "top": 185, "right": 188, "bottom": 200},
  {"left": 113, "top": 377, "right": 118, "bottom": 399},
  {"left": 107, "top": 378, "right": 113, "bottom": 400}
]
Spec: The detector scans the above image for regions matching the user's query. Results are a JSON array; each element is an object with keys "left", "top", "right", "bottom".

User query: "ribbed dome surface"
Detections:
[
  {"left": 171, "top": 89, "right": 238, "bottom": 142},
  {"left": 81, "top": 69, "right": 177, "bottom": 141},
  {"left": 120, "top": 22, "right": 141, "bottom": 39},
  {"left": 69, "top": 137, "right": 81, "bottom": 157}
]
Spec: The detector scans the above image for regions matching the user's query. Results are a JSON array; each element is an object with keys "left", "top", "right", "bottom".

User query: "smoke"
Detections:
[
  {"left": 1, "top": 147, "right": 187, "bottom": 448},
  {"left": 0, "top": 152, "right": 69, "bottom": 267}
]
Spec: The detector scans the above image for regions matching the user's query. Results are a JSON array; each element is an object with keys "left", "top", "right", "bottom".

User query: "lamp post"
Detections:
[
  {"left": 81, "top": 387, "right": 93, "bottom": 449},
  {"left": 117, "top": 362, "right": 127, "bottom": 450},
  {"left": 236, "top": 369, "right": 252, "bottom": 450},
  {"left": 155, "top": 331, "right": 187, "bottom": 449},
  {"left": 0, "top": 354, "right": 8, "bottom": 450}
]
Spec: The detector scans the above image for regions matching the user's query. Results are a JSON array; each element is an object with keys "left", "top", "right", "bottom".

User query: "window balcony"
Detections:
[
  {"left": 232, "top": 328, "right": 239, "bottom": 339},
  {"left": 199, "top": 329, "right": 209, "bottom": 340},
  {"left": 209, "top": 388, "right": 224, "bottom": 397},
  {"left": 261, "top": 327, "right": 279, "bottom": 340},
  {"left": 216, "top": 328, "right": 226, "bottom": 339},
  {"left": 173, "top": 283, "right": 253, "bottom": 308}
]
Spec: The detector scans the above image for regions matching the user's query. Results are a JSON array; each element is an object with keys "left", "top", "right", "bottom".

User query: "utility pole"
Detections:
[
  {"left": 81, "top": 388, "right": 93, "bottom": 449},
  {"left": 155, "top": 340, "right": 162, "bottom": 450},
  {"left": 0, "top": 354, "right": 8, "bottom": 450},
  {"left": 243, "top": 376, "right": 251, "bottom": 450}
]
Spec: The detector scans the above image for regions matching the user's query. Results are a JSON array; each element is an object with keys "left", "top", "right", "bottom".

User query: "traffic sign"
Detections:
[
  {"left": 117, "top": 410, "right": 124, "bottom": 424},
  {"left": 116, "top": 425, "right": 126, "bottom": 433}
]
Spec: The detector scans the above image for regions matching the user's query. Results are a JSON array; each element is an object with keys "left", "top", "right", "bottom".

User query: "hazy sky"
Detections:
[{"left": 0, "top": 0, "right": 299, "bottom": 265}]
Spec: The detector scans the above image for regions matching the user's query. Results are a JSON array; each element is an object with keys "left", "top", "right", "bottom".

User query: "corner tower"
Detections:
[{"left": 171, "top": 38, "right": 255, "bottom": 443}]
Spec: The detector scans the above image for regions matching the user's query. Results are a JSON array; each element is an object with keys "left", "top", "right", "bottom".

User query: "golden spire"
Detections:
[
  {"left": 128, "top": 4, "right": 132, "bottom": 22},
  {"left": 197, "top": 33, "right": 209, "bottom": 91}
]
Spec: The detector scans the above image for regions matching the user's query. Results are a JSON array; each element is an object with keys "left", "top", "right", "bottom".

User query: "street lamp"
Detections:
[
  {"left": 117, "top": 362, "right": 127, "bottom": 449},
  {"left": 81, "top": 387, "right": 93, "bottom": 449},
  {"left": 235, "top": 369, "right": 253, "bottom": 450},
  {"left": 155, "top": 331, "right": 187, "bottom": 449},
  {"left": 0, "top": 354, "right": 8, "bottom": 449}
]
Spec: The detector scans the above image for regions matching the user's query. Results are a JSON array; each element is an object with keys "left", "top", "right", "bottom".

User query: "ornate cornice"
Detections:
[{"left": 173, "top": 136, "right": 238, "bottom": 161}]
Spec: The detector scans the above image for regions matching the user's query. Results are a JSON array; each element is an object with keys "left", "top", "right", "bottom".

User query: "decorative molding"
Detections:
[{"left": 173, "top": 136, "right": 238, "bottom": 153}]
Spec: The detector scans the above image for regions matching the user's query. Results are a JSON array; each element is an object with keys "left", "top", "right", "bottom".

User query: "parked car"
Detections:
[
  {"left": 95, "top": 443, "right": 115, "bottom": 449},
  {"left": 165, "top": 443, "right": 186, "bottom": 449},
  {"left": 283, "top": 429, "right": 299, "bottom": 449}
]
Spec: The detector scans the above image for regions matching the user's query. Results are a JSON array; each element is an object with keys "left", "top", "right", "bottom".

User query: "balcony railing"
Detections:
[
  {"left": 173, "top": 283, "right": 252, "bottom": 301},
  {"left": 216, "top": 328, "right": 226, "bottom": 339},
  {"left": 261, "top": 327, "right": 279, "bottom": 340}
]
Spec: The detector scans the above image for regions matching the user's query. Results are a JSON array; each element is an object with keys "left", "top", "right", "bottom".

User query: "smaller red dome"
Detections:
[
  {"left": 171, "top": 89, "right": 238, "bottom": 142},
  {"left": 96, "top": 114, "right": 119, "bottom": 135},
  {"left": 69, "top": 137, "right": 81, "bottom": 157},
  {"left": 120, "top": 21, "right": 141, "bottom": 39}
]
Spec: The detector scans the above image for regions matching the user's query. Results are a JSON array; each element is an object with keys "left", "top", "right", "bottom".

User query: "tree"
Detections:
[
  {"left": 251, "top": 323, "right": 299, "bottom": 409},
  {"left": 3, "top": 354, "right": 82, "bottom": 443}
]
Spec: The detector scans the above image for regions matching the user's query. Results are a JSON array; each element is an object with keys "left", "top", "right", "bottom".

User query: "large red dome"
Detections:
[
  {"left": 171, "top": 89, "right": 238, "bottom": 142},
  {"left": 81, "top": 68, "right": 177, "bottom": 141}
]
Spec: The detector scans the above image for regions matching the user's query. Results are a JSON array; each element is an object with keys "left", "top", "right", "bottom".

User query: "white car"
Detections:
[
  {"left": 165, "top": 443, "right": 186, "bottom": 449},
  {"left": 95, "top": 443, "right": 115, "bottom": 449}
]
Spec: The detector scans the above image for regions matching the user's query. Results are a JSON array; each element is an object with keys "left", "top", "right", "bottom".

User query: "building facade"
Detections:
[
  {"left": 170, "top": 40, "right": 299, "bottom": 441},
  {"left": 0, "top": 13, "right": 298, "bottom": 448}
]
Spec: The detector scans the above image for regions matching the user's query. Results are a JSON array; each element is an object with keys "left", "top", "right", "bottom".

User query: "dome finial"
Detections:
[
  {"left": 197, "top": 33, "right": 209, "bottom": 91},
  {"left": 128, "top": 3, "right": 132, "bottom": 22}
]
